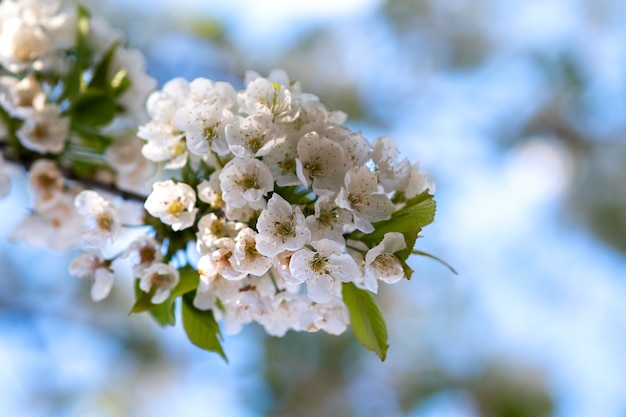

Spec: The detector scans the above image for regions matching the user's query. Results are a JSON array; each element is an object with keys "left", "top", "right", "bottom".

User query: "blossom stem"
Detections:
[
  {"left": 268, "top": 269, "right": 283, "bottom": 294},
  {"left": 346, "top": 244, "right": 367, "bottom": 254},
  {"left": 411, "top": 249, "right": 458, "bottom": 274}
]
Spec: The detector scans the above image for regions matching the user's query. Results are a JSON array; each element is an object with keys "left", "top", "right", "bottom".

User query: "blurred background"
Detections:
[{"left": 1, "top": 0, "right": 626, "bottom": 416}]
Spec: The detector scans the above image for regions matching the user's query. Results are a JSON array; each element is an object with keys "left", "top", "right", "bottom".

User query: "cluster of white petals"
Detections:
[
  {"left": 133, "top": 69, "right": 435, "bottom": 337},
  {"left": 0, "top": 0, "right": 157, "bottom": 195},
  {"left": 0, "top": 2, "right": 438, "bottom": 349},
  {"left": 0, "top": 0, "right": 157, "bottom": 300}
]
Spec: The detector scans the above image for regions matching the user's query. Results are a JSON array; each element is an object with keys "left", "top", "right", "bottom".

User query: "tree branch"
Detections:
[{"left": 0, "top": 141, "right": 148, "bottom": 203}]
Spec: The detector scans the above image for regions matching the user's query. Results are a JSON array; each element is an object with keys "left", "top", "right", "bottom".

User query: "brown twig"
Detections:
[{"left": 0, "top": 141, "right": 149, "bottom": 203}]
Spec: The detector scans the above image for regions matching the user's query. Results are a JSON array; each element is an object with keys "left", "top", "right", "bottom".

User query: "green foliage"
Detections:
[
  {"left": 342, "top": 282, "right": 389, "bottom": 361},
  {"left": 129, "top": 266, "right": 200, "bottom": 327},
  {"left": 61, "top": 5, "right": 91, "bottom": 102},
  {"left": 70, "top": 121, "right": 113, "bottom": 153},
  {"left": 274, "top": 184, "right": 315, "bottom": 206},
  {"left": 88, "top": 42, "right": 118, "bottom": 91},
  {"left": 180, "top": 159, "right": 215, "bottom": 188},
  {"left": 181, "top": 295, "right": 227, "bottom": 361},
  {"left": 71, "top": 88, "right": 116, "bottom": 126},
  {"left": 349, "top": 191, "right": 436, "bottom": 279},
  {"left": 130, "top": 279, "right": 175, "bottom": 326},
  {"left": 171, "top": 266, "right": 200, "bottom": 298}
]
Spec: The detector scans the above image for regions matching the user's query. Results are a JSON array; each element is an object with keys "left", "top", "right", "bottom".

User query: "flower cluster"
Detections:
[
  {"left": 0, "top": 1, "right": 440, "bottom": 361},
  {"left": 131, "top": 69, "right": 436, "bottom": 356},
  {"left": 0, "top": 0, "right": 156, "bottom": 193},
  {"left": 0, "top": 0, "right": 156, "bottom": 249}
]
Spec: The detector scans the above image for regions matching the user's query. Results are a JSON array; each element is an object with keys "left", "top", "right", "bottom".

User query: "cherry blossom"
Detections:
[
  {"left": 219, "top": 157, "right": 274, "bottom": 210},
  {"left": 0, "top": 2, "right": 438, "bottom": 357},
  {"left": 256, "top": 193, "right": 310, "bottom": 258},
  {"left": 74, "top": 190, "right": 121, "bottom": 246},
  {"left": 139, "top": 262, "right": 180, "bottom": 304},
  {"left": 363, "top": 232, "right": 407, "bottom": 293},
  {"left": 144, "top": 180, "right": 198, "bottom": 231},
  {"left": 337, "top": 166, "right": 395, "bottom": 233},
  {"left": 289, "top": 239, "right": 360, "bottom": 304},
  {"left": 70, "top": 248, "right": 114, "bottom": 302}
]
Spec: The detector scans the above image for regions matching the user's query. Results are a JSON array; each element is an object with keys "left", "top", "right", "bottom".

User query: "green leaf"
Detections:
[
  {"left": 130, "top": 280, "right": 175, "bottom": 326},
  {"left": 70, "top": 159, "right": 100, "bottom": 179},
  {"left": 0, "top": 104, "right": 22, "bottom": 151},
  {"left": 71, "top": 88, "right": 116, "bottom": 126},
  {"left": 170, "top": 266, "right": 200, "bottom": 298},
  {"left": 88, "top": 42, "right": 118, "bottom": 90},
  {"left": 61, "top": 5, "right": 91, "bottom": 101},
  {"left": 399, "top": 258, "right": 415, "bottom": 280},
  {"left": 149, "top": 301, "right": 176, "bottom": 326},
  {"left": 130, "top": 281, "right": 156, "bottom": 314},
  {"left": 394, "top": 190, "right": 436, "bottom": 227},
  {"left": 71, "top": 121, "right": 113, "bottom": 152},
  {"left": 342, "top": 282, "right": 389, "bottom": 361},
  {"left": 181, "top": 296, "right": 227, "bottom": 361},
  {"left": 351, "top": 191, "right": 436, "bottom": 266}
]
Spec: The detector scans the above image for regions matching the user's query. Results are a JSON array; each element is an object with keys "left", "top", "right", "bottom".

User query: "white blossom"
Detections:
[
  {"left": 111, "top": 47, "right": 157, "bottom": 123},
  {"left": 193, "top": 271, "right": 245, "bottom": 311},
  {"left": 28, "top": 159, "right": 64, "bottom": 210},
  {"left": 225, "top": 113, "right": 282, "bottom": 158},
  {"left": 12, "top": 189, "right": 84, "bottom": 251},
  {"left": 302, "top": 296, "right": 349, "bottom": 335},
  {"left": 238, "top": 74, "right": 298, "bottom": 123},
  {"left": 173, "top": 100, "right": 232, "bottom": 156},
  {"left": 70, "top": 248, "right": 114, "bottom": 302},
  {"left": 196, "top": 176, "right": 222, "bottom": 207},
  {"left": 0, "top": 0, "right": 77, "bottom": 72},
  {"left": 197, "top": 237, "right": 247, "bottom": 282},
  {"left": 139, "top": 262, "right": 180, "bottom": 304},
  {"left": 373, "top": 136, "right": 411, "bottom": 193},
  {"left": 326, "top": 128, "right": 372, "bottom": 168},
  {"left": 405, "top": 161, "right": 435, "bottom": 198},
  {"left": 0, "top": 16, "right": 51, "bottom": 71},
  {"left": 286, "top": 93, "right": 343, "bottom": 136},
  {"left": 305, "top": 193, "right": 351, "bottom": 244},
  {"left": 74, "top": 190, "right": 121, "bottom": 246},
  {"left": 296, "top": 131, "right": 349, "bottom": 192},
  {"left": 262, "top": 135, "right": 300, "bottom": 186},
  {"left": 105, "top": 134, "right": 155, "bottom": 195},
  {"left": 122, "top": 235, "right": 163, "bottom": 277},
  {"left": 257, "top": 291, "right": 309, "bottom": 336},
  {"left": 196, "top": 212, "right": 244, "bottom": 255},
  {"left": 244, "top": 69, "right": 299, "bottom": 93},
  {"left": 363, "top": 232, "right": 407, "bottom": 293},
  {"left": 289, "top": 239, "right": 360, "bottom": 304},
  {"left": 187, "top": 77, "right": 237, "bottom": 108},
  {"left": 0, "top": 57, "right": 436, "bottom": 344},
  {"left": 337, "top": 166, "right": 394, "bottom": 233},
  {"left": 256, "top": 194, "right": 310, "bottom": 258},
  {"left": 0, "top": 74, "right": 45, "bottom": 118},
  {"left": 138, "top": 78, "right": 190, "bottom": 167},
  {"left": 16, "top": 104, "right": 69, "bottom": 154},
  {"left": 219, "top": 278, "right": 269, "bottom": 335},
  {"left": 219, "top": 157, "right": 273, "bottom": 210},
  {"left": 231, "top": 227, "right": 272, "bottom": 276},
  {"left": 144, "top": 180, "right": 198, "bottom": 231}
]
